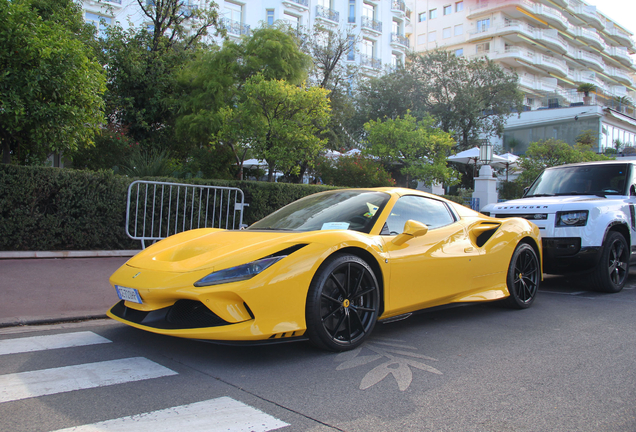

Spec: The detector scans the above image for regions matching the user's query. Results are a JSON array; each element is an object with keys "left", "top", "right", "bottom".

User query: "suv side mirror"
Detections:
[{"left": 630, "top": 185, "right": 636, "bottom": 196}]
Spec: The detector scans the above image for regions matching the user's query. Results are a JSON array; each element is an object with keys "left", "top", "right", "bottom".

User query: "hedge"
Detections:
[{"left": 0, "top": 165, "right": 335, "bottom": 251}]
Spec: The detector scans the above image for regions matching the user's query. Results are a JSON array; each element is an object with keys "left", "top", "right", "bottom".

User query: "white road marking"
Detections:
[
  {"left": 0, "top": 331, "right": 111, "bottom": 356},
  {"left": 51, "top": 397, "right": 289, "bottom": 432},
  {"left": 0, "top": 357, "right": 176, "bottom": 403}
]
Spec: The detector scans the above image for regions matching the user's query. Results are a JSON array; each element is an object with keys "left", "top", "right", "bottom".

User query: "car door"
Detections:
[{"left": 383, "top": 195, "right": 479, "bottom": 316}]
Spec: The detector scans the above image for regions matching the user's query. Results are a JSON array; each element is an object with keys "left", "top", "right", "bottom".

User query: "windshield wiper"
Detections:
[{"left": 525, "top": 193, "right": 555, "bottom": 197}]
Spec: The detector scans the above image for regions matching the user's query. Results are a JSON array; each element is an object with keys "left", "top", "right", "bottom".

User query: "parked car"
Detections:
[
  {"left": 482, "top": 160, "right": 635, "bottom": 292},
  {"left": 108, "top": 188, "right": 542, "bottom": 351}
]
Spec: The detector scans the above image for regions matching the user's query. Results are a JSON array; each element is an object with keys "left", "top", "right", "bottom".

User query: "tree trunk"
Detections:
[{"left": 267, "top": 162, "right": 275, "bottom": 182}]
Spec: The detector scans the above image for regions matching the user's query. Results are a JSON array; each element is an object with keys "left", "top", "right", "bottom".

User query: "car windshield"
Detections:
[
  {"left": 525, "top": 164, "right": 629, "bottom": 197},
  {"left": 247, "top": 190, "right": 391, "bottom": 233}
]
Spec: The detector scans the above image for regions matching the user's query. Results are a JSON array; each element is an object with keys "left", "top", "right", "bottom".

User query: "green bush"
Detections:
[{"left": 0, "top": 165, "right": 336, "bottom": 251}]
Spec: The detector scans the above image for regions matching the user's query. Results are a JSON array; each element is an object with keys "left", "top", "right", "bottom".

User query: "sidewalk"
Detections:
[{"left": 0, "top": 252, "right": 138, "bottom": 327}]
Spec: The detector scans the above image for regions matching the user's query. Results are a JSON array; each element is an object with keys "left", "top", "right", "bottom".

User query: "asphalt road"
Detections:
[{"left": 1, "top": 275, "right": 635, "bottom": 432}]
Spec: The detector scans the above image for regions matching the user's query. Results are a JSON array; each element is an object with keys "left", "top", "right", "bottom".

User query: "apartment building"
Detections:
[
  {"left": 413, "top": 0, "right": 636, "bottom": 153},
  {"left": 81, "top": 0, "right": 414, "bottom": 77}
]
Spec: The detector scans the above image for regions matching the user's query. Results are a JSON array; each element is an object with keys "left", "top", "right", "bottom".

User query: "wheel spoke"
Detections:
[
  {"left": 350, "top": 267, "right": 365, "bottom": 298},
  {"left": 352, "top": 305, "right": 375, "bottom": 313},
  {"left": 321, "top": 292, "right": 341, "bottom": 305},
  {"left": 350, "top": 308, "right": 366, "bottom": 335},
  {"left": 329, "top": 273, "right": 347, "bottom": 298},
  {"left": 351, "top": 285, "right": 375, "bottom": 300},
  {"left": 321, "top": 305, "right": 342, "bottom": 322},
  {"left": 346, "top": 314, "right": 352, "bottom": 344},
  {"left": 326, "top": 313, "right": 346, "bottom": 338}
]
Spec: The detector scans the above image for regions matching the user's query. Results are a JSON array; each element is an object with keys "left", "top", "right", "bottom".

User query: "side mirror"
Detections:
[
  {"left": 630, "top": 185, "right": 636, "bottom": 196},
  {"left": 392, "top": 220, "right": 428, "bottom": 246}
]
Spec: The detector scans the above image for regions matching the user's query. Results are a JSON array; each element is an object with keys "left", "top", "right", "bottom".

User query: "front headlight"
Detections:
[
  {"left": 556, "top": 210, "right": 589, "bottom": 227},
  {"left": 194, "top": 256, "right": 285, "bottom": 287}
]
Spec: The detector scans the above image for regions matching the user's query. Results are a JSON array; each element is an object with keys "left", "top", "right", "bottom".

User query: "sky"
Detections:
[{"left": 583, "top": 0, "right": 636, "bottom": 36}]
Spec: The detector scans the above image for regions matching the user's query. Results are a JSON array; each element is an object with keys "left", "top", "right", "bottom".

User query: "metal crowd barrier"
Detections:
[{"left": 126, "top": 180, "right": 247, "bottom": 248}]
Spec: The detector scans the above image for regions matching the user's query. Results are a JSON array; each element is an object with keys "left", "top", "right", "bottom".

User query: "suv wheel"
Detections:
[{"left": 592, "top": 231, "right": 629, "bottom": 293}]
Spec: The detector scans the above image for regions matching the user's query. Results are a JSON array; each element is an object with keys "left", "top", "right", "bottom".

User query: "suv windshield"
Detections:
[
  {"left": 525, "top": 164, "right": 629, "bottom": 197},
  {"left": 247, "top": 190, "right": 391, "bottom": 233}
]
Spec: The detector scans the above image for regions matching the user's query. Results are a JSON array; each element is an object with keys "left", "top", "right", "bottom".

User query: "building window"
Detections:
[
  {"left": 392, "top": 53, "right": 403, "bottom": 68},
  {"left": 347, "top": 35, "right": 355, "bottom": 61},
  {"left": 454, "top": 24, "right": 463, "bottom": 36},
  {"left": 429, "top": 8, "right": 437, "bottom": 19},
  {"left": 85, "top": 12, "right": 111, "bottom": 37},
  {"left": 363, "top": 2, "right": 375, "bottom": 20},
  {"left": 443, "top": 5, "right": 452, "bottom": 15},
  {"left": 455, "top": 48, "right": 464, "bottom": 56},
  {"left": 266, "top": 10, "right": 274, "bottom": 26},
  {"left": 392, "top": 19, "right": 403, "bottom": 36},
  {"left": 362, "top": 38, "right": 375, "bottom": 58},
  {"left": 443, "top": 27, "right": 451, "bottom": 39},
  {"left": 429, "top": 31, "right": 437, "bottom": 42},
  {"left": 418, "top": 12, "right": 426, "bottom": 22},
  {"left": 476, "top": 42, "right": 490, "bottom": 53},
  {"left": 284, "top": 12, "right": 300, "bottom": 30},
  {"left": 225, "top": 1, "right": 243, "bottom": 22},
  {"left": 477, "top": 18, "right": 490, "bottom": 33},
  {"left": 456, "top": 1, "right": 463, "bottom": 12},
  {"left": 349, "top": 0, "right": 355, "bottom": 23}
]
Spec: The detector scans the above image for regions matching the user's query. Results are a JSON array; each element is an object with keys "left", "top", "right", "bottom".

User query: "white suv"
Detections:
[{"left": 481, "top": 160, "right": 635, "bottom": 292}]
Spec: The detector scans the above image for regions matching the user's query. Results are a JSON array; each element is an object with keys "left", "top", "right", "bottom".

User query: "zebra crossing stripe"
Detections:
[
  {"left": 51, "top": 397, "right": 289, "bottom": 432},
  {"left": 0, "top": 331, "right": 111, "bottom": 356},
  {"left": 0, "top": 357, "right": 176, "bottom": 403}
]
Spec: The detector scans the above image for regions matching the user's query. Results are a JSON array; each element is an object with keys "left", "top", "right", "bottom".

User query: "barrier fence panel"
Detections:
[{"left": 126, "top": 181, "right": 246, "bottom": 248}]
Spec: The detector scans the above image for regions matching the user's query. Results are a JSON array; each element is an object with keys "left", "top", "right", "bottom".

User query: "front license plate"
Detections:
[{"left": 115, "top": 286, "right": 142, "bottom": 304}]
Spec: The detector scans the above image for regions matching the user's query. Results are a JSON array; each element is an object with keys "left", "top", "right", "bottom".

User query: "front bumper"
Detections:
[{"left": 542, "top": 237, "right": 601, "bottom": 274}]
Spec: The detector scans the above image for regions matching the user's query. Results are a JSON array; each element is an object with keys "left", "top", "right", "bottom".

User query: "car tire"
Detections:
[
  {"left": 305, "top": 254, "right": 380, "bottom": 352},
  {"left": 502, "top": 243, "right": 540, "bottom": 309},
  {"left": 591, "top": 231, "right": 629, "bottom": 293}
]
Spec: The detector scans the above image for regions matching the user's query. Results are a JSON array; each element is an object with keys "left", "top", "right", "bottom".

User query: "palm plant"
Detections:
[{"left": 577, "top": 83, "right": 596, "bottom": 97}]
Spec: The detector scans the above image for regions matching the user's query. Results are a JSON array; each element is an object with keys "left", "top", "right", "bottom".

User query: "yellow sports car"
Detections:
[{"left": 108, "top": 188, "right": 542, "bottom": 351}]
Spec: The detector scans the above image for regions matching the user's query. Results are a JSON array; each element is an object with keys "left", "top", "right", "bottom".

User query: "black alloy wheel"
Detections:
[
  {"left": 305, "top": 254, "right": 380, "bottom": 351},
  {"left": 592, "top": 231, "right": 629, "bottom": 293},
  {"left": 503, "top": 243, "right": 540, "bottom": 309}
]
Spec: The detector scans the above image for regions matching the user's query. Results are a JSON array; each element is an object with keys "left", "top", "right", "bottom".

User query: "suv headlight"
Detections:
[
  {"left": 556, "top": 211, "right": 589, "bottom": 227},
  {"left": 194, "top": 256, "right": 285, "bottom": 287}
]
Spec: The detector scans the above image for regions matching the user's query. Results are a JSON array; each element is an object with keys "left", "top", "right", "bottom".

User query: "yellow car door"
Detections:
[{"left": 381, "top": 195, "right": 480, "bottom": 316}]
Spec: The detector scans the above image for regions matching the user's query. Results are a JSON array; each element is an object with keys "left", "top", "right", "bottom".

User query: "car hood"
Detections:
[
  {"left": 126, "top": 228, "right": 328, "bottom": 273},
  {"left": 487, "top": 195, "right": 617, "bottom": 214}
]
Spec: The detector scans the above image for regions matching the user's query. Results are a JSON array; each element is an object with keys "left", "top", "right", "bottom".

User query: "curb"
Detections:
[
  {"left": 0, "top": 314, "right": 109, "bottom": 329},
  {"left": 0, "top": 250, "right": 140, "bottom": 259}
]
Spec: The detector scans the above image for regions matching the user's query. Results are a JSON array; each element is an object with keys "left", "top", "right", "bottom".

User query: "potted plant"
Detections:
[{"left": 577, "top": 83, "right": 596, "bottom": 105}]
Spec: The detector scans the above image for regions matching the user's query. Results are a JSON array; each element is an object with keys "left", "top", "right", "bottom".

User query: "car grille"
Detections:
[
  {"left": 493, "top": 213, "right": 548, "bottom": 221},
  {"left": 110, "top": 299, "right": 231, "bottom": 330}
]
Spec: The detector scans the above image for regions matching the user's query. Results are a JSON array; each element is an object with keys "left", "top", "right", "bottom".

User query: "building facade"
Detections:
[
  {"left": 412, "top": 0, "right": 636, "bottom": 154},
  {"left": 81, "top": 0, "right": 415, "bottom": 77}
]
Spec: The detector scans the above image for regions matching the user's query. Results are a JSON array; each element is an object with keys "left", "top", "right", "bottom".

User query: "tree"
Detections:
[
  {"left": 176, "top": 26, "right": 312, "bottom": 178},
  {"left": 298, "top": 24, "right": 360, "bottom": 151},
  {"left": 0, "top": 0, "right": 106, "bottom": 164},
  {"left": 135, "top": 0, "right": 223, "bottom": 52},
  {"left": 516, "top": 139, "right": 609, "bottom": 187},
  {"left": 363, "top": 113, "right": 458, "bottom": 187},
  {"left": 408, "top": 49, "right": 523, "bottom": 150},
  {"left": 351, "top": 69, "right": 417, "bottom": 137},
  {"left": 241, "top": 75, "right": 331, "bottom": 182},
  {"left": 577, "top": 83, "right": 596, "bottom": 98},
  {"left": 97, "top": 1, "right": 223, "bottom": 154}
]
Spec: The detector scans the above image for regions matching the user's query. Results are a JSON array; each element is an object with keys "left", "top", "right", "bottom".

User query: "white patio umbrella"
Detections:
[
  {"left": 489, "top": 152, "right": 520, "bottom": 181},
  {"left": 447, "top": 147, "right": 508, "bottom": 176}
]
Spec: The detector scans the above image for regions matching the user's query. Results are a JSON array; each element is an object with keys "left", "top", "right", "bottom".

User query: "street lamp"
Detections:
[{"left": 479, "top": 140, "right": 493, "bottom": 165}]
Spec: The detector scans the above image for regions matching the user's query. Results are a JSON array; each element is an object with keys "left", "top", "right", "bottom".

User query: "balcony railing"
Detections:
[
  {"left": 391, "top": 33, "right": 409, "bottom": 48},
  {"left": 316, "top": 5, "right": 339, "bottom": 23},
  {"left": 360, "top": 54, "right": 382, "bottom": 69},
  {"left": 285, "top": 0, "right": 308, "bottom": 7},
  {"left": 361, "top": 16, "right": 382, "bottom": 33},
  {"left": 391, "top": 0, "right": 406, "bottom": 12},
  {"left": 220, "top": 18, "right": 250, "bottom": 36}
]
